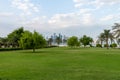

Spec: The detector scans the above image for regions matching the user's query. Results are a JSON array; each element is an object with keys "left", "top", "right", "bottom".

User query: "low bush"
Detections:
[
  {"left": 96, "top": 44, "right": 102, "bottom": 47},
  {"left": 110, "top": 43, "right": 117, "bottom": 48},
  {"left": 104, "top": 44, "right": 110, "bottom": 47}
]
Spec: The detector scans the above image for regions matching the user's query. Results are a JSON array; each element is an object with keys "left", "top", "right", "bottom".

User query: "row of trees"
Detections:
[
  {"left": 67, "top": 35, "right": 93, "bottom": 47},
  {"left": 0, "top": 27, "right": 69, "bottom": 52},
  {"left": 0, "top": 27, "right": 46, "bottom": 52},
  {"left": 0, "top": 22, "right": 120, "bottom": 51},
  {"left": 66, "top": 23, "right": 120, "bottom": 49},
  {"left": 96, "top": 23, "right": 120, "bottom": 49}
]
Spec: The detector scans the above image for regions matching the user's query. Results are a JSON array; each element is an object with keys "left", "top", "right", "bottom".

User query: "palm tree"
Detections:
[
  {"left": 109, "top": 33, "right": 115, "bottom": 44},
  {"left": 112, "top": 23, "right": 120, "bottom": 47},
  {"left": 117, "top": 39, "right": 120, "bottom": 47},
  {"left": 112, "top": 23, "right": 120, "bottom": 38},
  {"left": 103, "top": 29, "right": 111, "bottom": 49},
  {"left": 97, "top": 30, "right": 114, "bottom": 49},
  {"left": 96, "top": 33, "right": 105, "bottom": 48}
]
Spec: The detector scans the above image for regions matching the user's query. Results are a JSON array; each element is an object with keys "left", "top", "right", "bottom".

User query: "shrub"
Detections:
[
  {"left": 110, "top": 43, "right": 117, "bottom": 48},
  {"left": 104, "top": 44, "right": 109, "bottom": 47},
  {"left": 96, "top": 44, "right": 102, "bottom": 47}
]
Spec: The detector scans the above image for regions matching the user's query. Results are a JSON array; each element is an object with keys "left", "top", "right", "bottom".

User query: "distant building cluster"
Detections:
[{"left": 46, "top": 33, "right": 68, "bottom": 46}]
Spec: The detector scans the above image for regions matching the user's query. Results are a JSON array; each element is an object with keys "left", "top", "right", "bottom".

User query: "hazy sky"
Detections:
[{"left": 0, "top": 0, "right": 120, "bottom": 39}]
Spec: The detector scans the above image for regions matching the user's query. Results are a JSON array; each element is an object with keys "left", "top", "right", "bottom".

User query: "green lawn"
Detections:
[{"left": 0, "top": 48, "right": 120, "bottom": 80}]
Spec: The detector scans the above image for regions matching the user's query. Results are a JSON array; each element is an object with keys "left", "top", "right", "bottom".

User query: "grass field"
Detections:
[{"left": 0, "top": 47, "right": 120, "bottom": 80}]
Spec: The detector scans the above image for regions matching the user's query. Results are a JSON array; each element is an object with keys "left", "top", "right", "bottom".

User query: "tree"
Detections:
[
  {"left": 103, "top": 29, "right": 111, "bottom": 49},
  {"left": 97, "top": 30, "right": 114, "bottom": 49},
  {"left": 112, "top": 23, "right": 120, "bottom": 38},
  {"left": 117, "top": 39, "right": 120, "bottom": 47},
  {"left": 96, "top": 33, "right": 105, "bottom": 48},
  {"left": 112, "top": 23, "right": 120, "bottom": 47},
  {"left": 19, "top": 31, "right": 33, "bottom": 49},
  {"left": 109, "top": 33, "right": 115, "bottom": 44},
  {"left": 32, "top": 31, "right": 46, "bottom": 52},
  {"left": 0, "top": 37, "right": 8, "bottom": 48},
  {"left": 7, "top": 27, "right": 24, "bottom": 47},
  {"left": 67, "top": 36, "right": 79, "bottom": 47},
  {"left": 80, "top": 35, "right": 93, "bottom": 47},
  {"left": 19, "top": 31, "right": 46, "bottom": 52}
]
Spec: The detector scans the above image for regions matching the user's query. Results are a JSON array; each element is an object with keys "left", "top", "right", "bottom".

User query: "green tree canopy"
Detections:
[
  {"left": 67, "top": 36, "right": 80, "bottom": 47},
  {"left": 19, "top": 31, "right": 46, "bottom": 52},
  {"left": 0, "top": 37, "right": 8, "bottom": 48},
  {"left": 7, "top": 27, "right": 24, "bottom": 47},
  {"left": 80, "top": 35, "right": 93, "bottom": 47}
]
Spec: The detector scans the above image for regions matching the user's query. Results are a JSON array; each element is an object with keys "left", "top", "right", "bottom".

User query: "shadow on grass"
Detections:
[
  {"left": 16, "top": 47, "right": 117, "bottom": 54},
  {"left": 19, "top": 49, "right": 56, "bottom": 54},
  {"left": 0, "top": 78, "right": 9, "bottom": 80},
  {"left": 19, "top": 47, "right": 92, "bottom": 54}
]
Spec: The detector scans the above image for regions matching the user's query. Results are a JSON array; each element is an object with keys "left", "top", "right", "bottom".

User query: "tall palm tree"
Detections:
[
  {"left": 112, "top": 23, "right": 120, "bottom": 47},
  {"left": 112, "top": 23, "right": 120, "bottom": 38},
  {"left": 97, "top": 30, "right": 114, "bottom": 49},
  {"left": 117, "top": 39, "right": 120, "bottom": 47},
  {"left": 96, "top": 33, "right": 105, "bottom": 48},
  {"left": 109, "top": 33, "right": 115, "bottom": 44},
  {"left": 103, "top": 29, "right": 111, "bottom": 49}
]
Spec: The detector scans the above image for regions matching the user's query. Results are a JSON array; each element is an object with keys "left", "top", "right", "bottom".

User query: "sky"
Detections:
[{"left": 0, "top": 0, "right": 120, "bottom": 39}]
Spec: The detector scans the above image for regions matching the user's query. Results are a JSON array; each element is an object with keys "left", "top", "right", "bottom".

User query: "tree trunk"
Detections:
[
  {"left": 101, "top": 41, "right": 102, "bottom": 48},
  {"left": 106, "top": 39, "right": 109, "bottom": 49},
  {"left": 110, "top": 39, "right": 112, "bottom": 45},
  {"left": 33, "top": 47, "right": 35, "bottom": 53}
]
